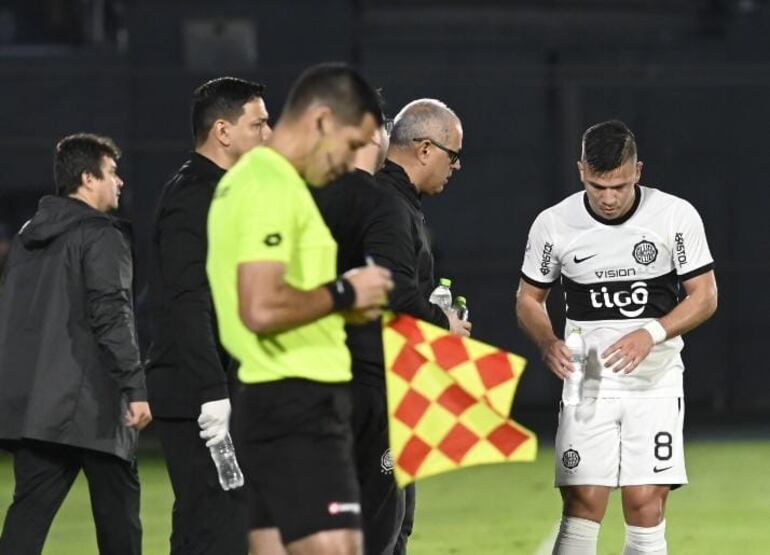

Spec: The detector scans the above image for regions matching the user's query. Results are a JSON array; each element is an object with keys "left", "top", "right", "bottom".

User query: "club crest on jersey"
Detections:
[
  {"left": 380, "top": 448, "right": 394, "bottom": 474},
  {"left": 562, "top": 448, "right": 581, "bottom": 470},
  {"left": 632, "top": 239, "right": 658, "bottom": 265}
]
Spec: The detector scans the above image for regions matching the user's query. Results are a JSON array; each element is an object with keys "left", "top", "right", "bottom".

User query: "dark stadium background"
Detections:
[{"left": 0, "top": 0, "right": 768, "bottom": 430}]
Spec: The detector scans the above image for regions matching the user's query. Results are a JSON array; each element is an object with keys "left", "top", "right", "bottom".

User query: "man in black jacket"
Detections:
[
  {"left": 377, "top": 99, "right": 469, "bottom": 336},
  {"left": 378, "top": 98, "right": 471, "bottom": 554},
  {"left": 0, "top": 133, "right": 151, "bottom": 555},
  {"left": 313, "top": 122, "right": 410, "bottom": 554},
  {"left": 146, "top": 76, "right": 270, "bottom": 555},
  {"left": 313, "top": 98, "right": 471, "bottom": 554}
]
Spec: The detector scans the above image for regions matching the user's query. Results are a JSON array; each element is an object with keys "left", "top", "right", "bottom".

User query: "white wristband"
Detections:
[{"left": 642, "top": 320, "right": 667, "bottom": 344}]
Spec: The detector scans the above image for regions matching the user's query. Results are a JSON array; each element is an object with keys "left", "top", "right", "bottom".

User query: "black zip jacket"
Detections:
[
  {"left": 375, "top": 160, "right": 449, "bottom": 329},
  {"left": 146, "top": 153, "right": 231, "bottom": 418},
  {"left": 0, "top": 196, "right": 145, "bottom": 460},
  {"left": 313, "top": 163, "right": 449, "bottom": 387},
  {"left": 312, "top": 169, "right": 399, "bottom": 384}
]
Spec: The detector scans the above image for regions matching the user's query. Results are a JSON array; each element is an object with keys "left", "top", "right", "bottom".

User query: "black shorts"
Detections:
[{"left": 233, "top": 379, "right": 361, "bottom": 544}]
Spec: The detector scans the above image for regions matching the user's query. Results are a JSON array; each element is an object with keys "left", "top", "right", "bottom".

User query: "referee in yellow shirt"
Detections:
[{"left": 207, "top": 63, "right": 393, "bottom": 555}]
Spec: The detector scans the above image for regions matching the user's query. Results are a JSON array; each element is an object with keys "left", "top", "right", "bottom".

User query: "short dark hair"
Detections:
[
  {"left": 282, "top": 63, "right": 384, "bottom": 127},
  {"left": 191, "top": 77, "right": 266, "bottom": 146},
  {"left": 54, "top": 133, "right": 121, "bottom": 196},
  {"left": 581, "top": 120, "right": 637, "bottom": 173}
]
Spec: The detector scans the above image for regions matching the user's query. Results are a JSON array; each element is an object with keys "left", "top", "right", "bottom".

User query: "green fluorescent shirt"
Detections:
[{"left": 207, "top": 147, "right": 351, "bottom": 384}]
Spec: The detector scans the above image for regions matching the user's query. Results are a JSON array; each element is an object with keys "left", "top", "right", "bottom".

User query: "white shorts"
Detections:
[{"left": 554, "top": 397, "right": 687, "bottom": 488}]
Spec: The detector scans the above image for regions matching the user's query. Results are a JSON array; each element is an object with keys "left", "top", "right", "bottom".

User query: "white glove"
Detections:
[{"left": 197, "top": 398, "right": 231, "bottom": 447}]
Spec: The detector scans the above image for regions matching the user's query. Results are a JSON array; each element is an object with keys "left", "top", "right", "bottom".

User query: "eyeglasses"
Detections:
[{"left": 412, "top": 137, "right": 461, "bottom": 164}]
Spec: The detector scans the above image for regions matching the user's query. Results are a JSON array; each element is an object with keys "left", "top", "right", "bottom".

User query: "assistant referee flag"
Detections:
[{"left": 383, "top": 314, "right": 537, "bottom": 487}]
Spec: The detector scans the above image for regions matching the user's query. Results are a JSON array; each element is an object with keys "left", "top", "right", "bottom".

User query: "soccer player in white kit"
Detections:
[{"left": 516, "top": 120, "right": 718, "bottom": 555}]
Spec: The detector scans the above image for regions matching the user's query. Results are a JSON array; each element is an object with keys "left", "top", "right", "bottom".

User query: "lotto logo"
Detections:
[
  {"left": 589, "top": 281, "right": 649, "bottom": 318},
  {"left": 263, "top": 233, "right": 282, "bottom": 247}
]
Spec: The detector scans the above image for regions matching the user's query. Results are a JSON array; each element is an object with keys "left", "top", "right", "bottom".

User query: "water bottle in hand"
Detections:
[
  {"left": 453, "top": 296, "right": 469, "bottom": 321},
  {"left": 429, "top": 278, "right": 453, "bottom": 310},
  {"left": 563, "top": 328, "right": 586, "bottom": 406},
  {"left": 209, "top": 432, "right": 244, "bottom": 491}
]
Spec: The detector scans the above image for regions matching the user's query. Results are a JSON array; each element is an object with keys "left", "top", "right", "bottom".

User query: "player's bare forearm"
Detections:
[
  {"left": 516, "top": 293, "right": 557, "bottom": 352},
  {"left": 516, "top": 280, "right": 573, "bottom": 378},
  {"left": 515, "top": 280, "right": 558, "bottom": 351},
  {"left": 658, "top": 270, "right": 718, "bottom": 339},
  {"left": 238, "top": 261, "right": 333, "bottom": 334}
]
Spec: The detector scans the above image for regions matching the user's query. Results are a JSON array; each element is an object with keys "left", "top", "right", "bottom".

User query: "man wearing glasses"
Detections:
[{"left": 374, "top": 98, "right": 471, "bottom": 553}]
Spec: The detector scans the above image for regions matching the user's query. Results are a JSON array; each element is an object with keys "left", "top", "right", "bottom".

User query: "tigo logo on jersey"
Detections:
[
  {"left": 589, "top": 281, "right": 649, "bottom": 318},
  {"left": 540, "top": 242, "right": 554, "bottom": 276}
]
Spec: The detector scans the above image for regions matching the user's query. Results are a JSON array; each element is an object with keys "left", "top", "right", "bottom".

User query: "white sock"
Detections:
[
  {"left": 552, "top": 516, "right": 600, "bottom": 555},
  {"left": 623, "top": 520, "right": 667, "bottom": 554}
]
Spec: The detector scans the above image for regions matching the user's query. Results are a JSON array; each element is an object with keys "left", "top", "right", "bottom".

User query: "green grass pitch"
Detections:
[{"left": 1, "top": 440, "right": 768, "bottom": 554}]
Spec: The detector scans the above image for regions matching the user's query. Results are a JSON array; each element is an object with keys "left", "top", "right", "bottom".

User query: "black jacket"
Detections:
[
  {"left": 0, "top": 196, "right": 145, "bottom": 461},
  {"left": 375, "top": 160, "right": 449, "bottom": 329},
  {"left": 312, "top": 164, "right": 449, "bottom": 386},
  {"left": 312, "top": 170, "right": 400, "bottom": 384},
  {"left": 146, "top": 153, "right": 230, "bottom": 418}
]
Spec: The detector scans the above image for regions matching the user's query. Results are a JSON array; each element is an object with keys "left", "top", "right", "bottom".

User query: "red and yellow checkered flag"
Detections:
[{"left": 384, "top": 313, "right": 537, "bottom": 487}]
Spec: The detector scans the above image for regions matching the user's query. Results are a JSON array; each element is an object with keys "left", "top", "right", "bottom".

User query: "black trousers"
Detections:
[
  {"left": 352, "top": 380, "right": 417, "bottom": 555},
  {"left": 0, "top": 439, "right": 141, "bottom": 555},
  {"left": 155, "top": 418, "right": 248, "bottom": 555},
  {"left": 394, "top": 484, "right": 416, "bottom": 555}
]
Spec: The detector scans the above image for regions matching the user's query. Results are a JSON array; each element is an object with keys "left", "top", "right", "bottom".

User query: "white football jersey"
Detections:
[{"left": 521, "top": 185, "right": 713, "bottom": 398}]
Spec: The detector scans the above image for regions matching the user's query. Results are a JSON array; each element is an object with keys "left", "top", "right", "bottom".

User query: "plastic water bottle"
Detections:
[
  {"left": 453, "top": 296, "right": 469, "bottom": 321},
  {"left": 429, "top": 277, "right": 453, "bottom": 310},
  {"left": 209, "top": 433, "right": 244, "bottom": 491},
  {"left": 563, "top": 328, "right": 586, "bottom": 406}
]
